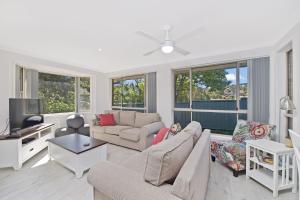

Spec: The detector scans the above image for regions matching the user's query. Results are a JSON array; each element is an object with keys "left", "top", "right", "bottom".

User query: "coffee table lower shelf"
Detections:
[{"left": 48, "top": 142, "right": 107, "bottom": 178}]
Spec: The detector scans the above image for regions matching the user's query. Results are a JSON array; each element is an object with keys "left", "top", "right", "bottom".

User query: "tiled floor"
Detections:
[{"left": 0, "top": 145, "right": 298, "bottom": 200}]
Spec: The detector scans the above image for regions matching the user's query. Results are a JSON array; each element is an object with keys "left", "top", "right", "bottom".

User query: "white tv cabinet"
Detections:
[{"left": 0, "top": 124, "right": 54, "bottom": 170}]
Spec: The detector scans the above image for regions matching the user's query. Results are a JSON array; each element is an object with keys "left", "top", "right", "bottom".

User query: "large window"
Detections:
[
  {"left": 112, "top": 75, "right": 146, "bottom": 112},
  {"left": 174, "top": 62, "right": 248, "bottom": 135},
  {"left": 16, "top": 66, "right": 91, "bottom": 114}
]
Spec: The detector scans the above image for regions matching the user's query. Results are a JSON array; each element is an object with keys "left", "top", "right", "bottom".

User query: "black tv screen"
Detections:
[{"left": 9, "top": 98, "right": 44, "bottom": 133}]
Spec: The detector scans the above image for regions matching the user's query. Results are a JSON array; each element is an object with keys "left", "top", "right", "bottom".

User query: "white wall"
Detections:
[
  {"left": 270, "top": 21, "right": 300, "bottom": 142},
  {"left": 0, "top": 49, "right": 104, "bottom": 133},
  {"left": 102, "top": 47, "right": 271, "bottom": 127}
]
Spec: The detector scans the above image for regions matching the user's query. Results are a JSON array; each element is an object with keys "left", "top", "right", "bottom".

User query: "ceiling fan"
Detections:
[{"left": 136, "top": 25, "right": 203, "bottom": 56}]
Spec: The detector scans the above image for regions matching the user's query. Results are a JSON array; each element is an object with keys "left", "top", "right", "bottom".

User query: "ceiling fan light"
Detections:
[{"left": 161, "top": 45, "right": 174, "bottom": 54}]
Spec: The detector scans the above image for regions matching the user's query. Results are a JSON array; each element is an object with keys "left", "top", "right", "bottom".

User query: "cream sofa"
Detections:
[
  {"left": 90, "top": 110, "right": 164, "bottom": 151},
  {"left": 88, "top": 121, "right": 211, "bottom": 200}
]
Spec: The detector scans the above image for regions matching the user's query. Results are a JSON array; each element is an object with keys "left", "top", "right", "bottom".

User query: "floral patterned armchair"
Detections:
[{"left": 211, "top": 120, "right": 275, "bottom": 177}]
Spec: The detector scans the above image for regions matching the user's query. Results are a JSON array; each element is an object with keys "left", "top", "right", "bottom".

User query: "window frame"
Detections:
[
  {"left": 111, "top": 74, "right": 147, "bottom": 112},
  {"left": 173, "top": 61, "right": 248, "bottom": 134},
  {"left": 76, "top": 76, "right": 92, "bottom": 113}
]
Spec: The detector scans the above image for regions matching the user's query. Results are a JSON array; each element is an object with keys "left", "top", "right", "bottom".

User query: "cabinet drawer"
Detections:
[
  {"left": 22, "top": 133, "right": 53, "bottom": 163},
  {"left": 22, "top": 142, "right": 40, "bottom": 162}
]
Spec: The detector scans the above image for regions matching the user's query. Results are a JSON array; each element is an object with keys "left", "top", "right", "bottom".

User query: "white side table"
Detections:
[{"left": 246, "top": 139, "right": 297, "bottom": 198}]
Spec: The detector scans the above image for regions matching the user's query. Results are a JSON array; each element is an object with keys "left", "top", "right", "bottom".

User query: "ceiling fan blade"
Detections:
[
  {"left": 175, "top": 27, "right": 204, "bottom": 43},
  {"left": 143, "top": 48, "right": 160, "bottom": 56},
  {"left": 136, "top": 31, "right": 161, "bottom": 44},
  {"left": 174, "top": 46, "right": 190, "bottom": 56}
]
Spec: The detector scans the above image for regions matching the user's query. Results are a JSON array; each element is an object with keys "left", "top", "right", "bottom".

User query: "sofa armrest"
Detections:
[
  {"left": 142, "top": 121, "right": 165, "bottom": 136},
  {"left": 87, "top": 161, "right": 180, "bottom": 200},
  {"left": 137, "top": 121, "right": 165, "bottom": 150}
]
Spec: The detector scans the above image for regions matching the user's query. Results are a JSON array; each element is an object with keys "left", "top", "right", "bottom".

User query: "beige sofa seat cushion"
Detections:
[
  {"left": 104, "top": 110, "right": 120, "bottom": 124},
  {"left": 144, "top": 133, "right": 193, "bottom": 186},
  {"left": 119, "top": 111, "right": 136, "bottom": 126},
  {"left": 134, "top": 113, "right": 160, "bottom": 128},
  {"left": 104, "top": 125, "right": 132, "bottom": 136},
  {"left": 119, "top": 128, "right": 141, "bottom": 142},
  {"left": 182, "top": 121, "right": 202, "bottom": 144},
  {"left": 91, "top": 125, "right": 105, "bottom": 134}
]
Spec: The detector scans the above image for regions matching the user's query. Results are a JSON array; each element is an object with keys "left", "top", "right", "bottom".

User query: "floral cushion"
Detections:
[
  {"left": 248, "top": 121, "right": 275, "bottom": 140},
  {"left": 232, "top": 120, "right": 275, "bottom": 143},
  {"left": 232, "top": 120, "right": 250, "bottom": 143}
]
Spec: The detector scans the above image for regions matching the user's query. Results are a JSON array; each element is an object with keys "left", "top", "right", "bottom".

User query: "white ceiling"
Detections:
[{"left": 0, "top": 0, "right": 300, "bottom": 73}]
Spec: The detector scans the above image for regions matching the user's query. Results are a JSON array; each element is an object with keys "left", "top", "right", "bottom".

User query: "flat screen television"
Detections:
[{"left": 9, "top": 98, "right": 44, "bottom": 133}]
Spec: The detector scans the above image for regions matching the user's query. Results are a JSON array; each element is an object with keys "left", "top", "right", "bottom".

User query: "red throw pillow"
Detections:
[
  {"left": 99, "top": 114, "right": 115, "bottom": 126},
  {"left": 152, "top": 128, "right": 169, "bottom": 145}
]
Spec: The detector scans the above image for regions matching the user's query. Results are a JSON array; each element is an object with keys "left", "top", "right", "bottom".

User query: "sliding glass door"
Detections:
[{"left": 174, "top": 61, "right": 248, "bottom": 135}]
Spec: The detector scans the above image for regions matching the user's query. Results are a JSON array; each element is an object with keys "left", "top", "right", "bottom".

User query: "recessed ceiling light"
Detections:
[{"left": 98, "top": 48, "right": 102, "bottom": 52}]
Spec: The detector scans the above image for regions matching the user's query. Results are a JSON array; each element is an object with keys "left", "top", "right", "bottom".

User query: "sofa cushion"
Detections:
[
  {"left": 248, "top": 121, "right": 275, "bottom": 140},
  {"left": 171, "top": 130, "right": 210, "bottom": 200},
  {"left": 134, "top": 113, "right": 160, "bottom": 128},
  {"left": 119, "top": 128, "right": 141, "bottom": 142},
  {"left": 144, "top": 133, "right": 193, "bottom": 186},
  {"left": 182, "top": 121, "right": 202, "bottom": 145},
  {"left": 91, "top": 125, "right": 105, "bottom": 134},
  {"left": 99, "top": 114, "right": 116, "bottom": 126},
  {"left": 232, "top": 120, "right": 250, "bottom": 143},
  {"left": 104, "top": 110, "right": 120, "bottom": 124},
  {"left": 104, "top": 125, "right": 132, "bottom": 136},
  {"left": 152, "top": 128, "right": 169, "bottom": 145},
  {"left": 119, "top": 111, "right": 136, "bottom": 126}
]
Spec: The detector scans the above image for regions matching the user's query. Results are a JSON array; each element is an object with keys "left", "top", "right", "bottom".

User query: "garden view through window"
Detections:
[
  {"left": 174, "top": 62, "right": 248, "bottom": 135},
  {"left": 112, "top": 75, "right": 145, "bottom": 112},
  {"left": 38, "top": 72, "right": 90, "bottom": 114}
]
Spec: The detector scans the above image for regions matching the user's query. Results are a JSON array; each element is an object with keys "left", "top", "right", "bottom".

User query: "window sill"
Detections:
[
  {"left": 43, "top": 112, "right": 75, "bottom": 117},
  {"left": 43, "top": 111, "right": 92, "bottom": 117}
]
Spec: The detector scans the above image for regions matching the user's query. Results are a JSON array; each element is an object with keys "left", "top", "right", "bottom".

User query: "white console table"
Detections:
[
  {"left": 246, "top": 139, "right": 297, "bottom": 198},
  {"left": 0, "top": 124, "right": 54, "bottom": 170}
]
